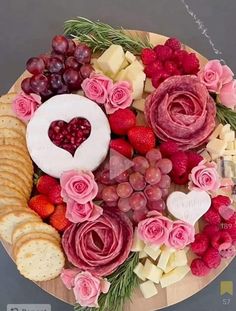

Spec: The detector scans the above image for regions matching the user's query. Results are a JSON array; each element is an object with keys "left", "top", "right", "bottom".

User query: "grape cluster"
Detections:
[
  {"left": 95, "top": 148, "right": 173, "bottom": 223},
  {"left": 21, "top": 35, "right": 93, "bottom": 100}
]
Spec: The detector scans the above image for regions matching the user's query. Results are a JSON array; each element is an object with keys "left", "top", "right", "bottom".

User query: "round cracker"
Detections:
[
  {"left": 0, "top": 164, "right": 32, "bottom": 189},
  {"left": 0, "top": 128, "right": 24, "bottom": 139},
  {"left": 0, "top": 172, "right": 29, "bottom": 198},
  {"left": 2, "top": 137, "right": 28, "bottom": 151},
  {"left": 15, "top": 238, "right": 65, "bottom": 281},
  {"left": 0, "top": 145, "right": 32, "bottom": 165},
  {"left": 0, "top": 185, "right": 28, "bottom": 202},
  {"left": 0, "top": 205, "right": 28, "bottom": 217},
  {"left": 0, "top": 115, "right": 26, "bottom": 136},
  {"left": 0, "top": 150, "right": 33, "bottom": 173},
  {"left": 0, "top": 196, "right": 26, "bottom": 208},
  {"left": 0, "top": 180, "right": 26, "bottom": 201},
  {"left": 0, "top": 159, "right": 33, "bottom": 182},
  {"left": 0, "top": 92, "right": 17, "bottom": 104},
  {"left": 0, "top": 102, "right": 14, "bottom": 116}
]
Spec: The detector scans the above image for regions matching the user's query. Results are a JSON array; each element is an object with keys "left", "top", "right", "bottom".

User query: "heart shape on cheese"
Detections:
[
  {"left": 26, "top": 94, "right": 111, "bottom": 178},
  {"left": 167, "top": 190, "right": 211, "bottom": 225},
  {"left": 48, "top": 117, "right": 91, "bottom": 156}
]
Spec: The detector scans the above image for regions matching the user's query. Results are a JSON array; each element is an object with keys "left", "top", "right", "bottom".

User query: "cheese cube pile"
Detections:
[{"left": 131, "top": 234, "right": 190, "bottom": 299}]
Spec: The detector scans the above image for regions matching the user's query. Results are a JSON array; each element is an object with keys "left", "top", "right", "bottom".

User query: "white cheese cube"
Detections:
[
  {"left": 133, "top": 262, "right": 146, "bottom": 281},
  {"left": 209, "top": 124, "right": 223, "bottom": 140},
  {"left": 97, "top": 45, "right": 125, "bottom": 75},
  {"left": 220, "top": 131, "right": 235, "bottom": 142},
  {"left": 206, "top": 138, "right": 227, "bottom": 156},
  {"left": 144, "top": 244, "right": 161, "bottom": 261},
  {"left": 173, "top": 250, "right": 187, "bottom": 267},
  {"left": 139, "top": 280, "right": 158, "bottom": 299},
  {"left": 223, "top": 150, "right": 236, "bottom": 155},
  {"left": 114, "top": 69, "right": 126, "bottom": 81},
  {"left": 125, "top": 60, "right": 144, "bottom": 74},
  {"left": 144, "top": 78, "right": 155, "bottom": 93},
  {"left": 223, "top": 155, "right": 233, "bottom": 161},
  {"left": 161, "top": 245, "right": 176, "bottom": 253},
  {"left": 227, "top": 142, "right": 234, "bottom": 150},
  {"left": 234, "top": 141, "right": 236, "bottom": 149},
  {"left": 132, "top": 98, "right": 145, "bottom": 111},
  {"left": 120, "top": 58, "right": 129, "bottom": 70},
  {"left": 142, "top": 259, "right": 163, "bottom": 284},
  {"left": 220, "top": 124, "right": 231, "bottom": 135},
  {"left": 91, "top": 58, "right": 101, "bottom": 70},
  {"left": 139, "top": 250, "right": 148, "bottom": 259},
  {"left": 157, "top": 249, "right": 173, "bottom": 271},
  {"left": 164, "top": 254, "right": 176, "bottom": 273},
  {"left": 129, "top": 72, "right": 146, "bottom": 99},
  {"left": 125, "top": 51, "right": 136, "bottom": 63},
  {"left": 200, "top": 150, "right": 211, "bottom": 161},
  {"left": 160, "top": 266, "right": 190, "bottom": 288},
  {"left": 131, "top": 228, "right": 145, "bottom": 252},
  {"left": 232, "top": 155, "right": 236, "bottom": 163}
]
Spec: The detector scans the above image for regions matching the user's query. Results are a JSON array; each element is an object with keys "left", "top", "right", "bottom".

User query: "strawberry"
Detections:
[
  {"left": 49, "top": 203, "right": 71, "bottom": 232},
  {"left": 170, "top": 151, "right": 188, "bottom": 176},
  {"left": 154, "top": 45, "right": 173, "bottom": 61},
  {"left": 48, "top": 184, "right": 63, "bottom": 204},
  {"left": 165, "top": 38, "right": 181, "bottom": 51},
  {"left": 141, "top": 48, "right": 157, "bottom": 65},
  {"left": 108, "top": 108, "right": 136, "bottom": 135},
  {"left": 186, "top": 151, "right": 203, "bottom": 171},
  {"left": 36, "top": 174, "right": 58, "bottom": 195},
  {"left": 182, "top": 53, "right": 200, "bottom": 74},
  {"left": 128, "top": 126, "right": 156, "bottom": 155},
  {"left": 110, "top": 138, "right": 133, "bottom": 158},
  {"left": 159, "top": 141, "right": 179, "bottom": 158},
  {"left": 29, "top": 194, "right": 55, "bottom": 219}
]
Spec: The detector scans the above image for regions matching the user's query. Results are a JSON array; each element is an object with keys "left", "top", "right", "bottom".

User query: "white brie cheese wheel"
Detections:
[{"left": 26, "top": 94, "right": 111, "bottom": 178}]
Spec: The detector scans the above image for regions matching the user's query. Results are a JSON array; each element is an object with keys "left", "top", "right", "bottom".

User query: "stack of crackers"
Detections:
[{"left": 0, "top": 92, "right": 65, "bottom": 281}]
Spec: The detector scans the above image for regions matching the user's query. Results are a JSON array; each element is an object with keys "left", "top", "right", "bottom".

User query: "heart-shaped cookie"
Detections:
[{"left": 166, "top": 190, "right": 211, "bottom": 225}]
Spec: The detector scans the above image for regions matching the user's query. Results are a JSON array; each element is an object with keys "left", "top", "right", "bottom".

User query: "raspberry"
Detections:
[
  {"left": 203, "top": 208, "right": 221, "bottom": 225},
  {"left": 190, "top": 233, "right": 209, "bottom": 255},
  {"left": 211, "top": 195, "right": 231, "bottom": 211},
  {"left": 144, "top": 60, "right": 163, "bottom": 78},
  {"left": 170, "top": 151, "right": 188, "bottom": 176},
  {"left": 220, "top": 245, "right": 236, "bottom": 259},
  {"left": 219, "top": 206, "right": 235, "bottom": 221},
  {"left": 170, "top": 170, "right": 189, "bottom": 185},
  {"left": 226, "top": 212, "right": 236, "bottom": 224},
  {"left": 203, "top": 247, "right": 221, "bottom": 268},
  {"left": 203, "top": 224, "right": 220, "bottom": 237},
  {"left": 224, "top": 225, "right": 236, "bottom": 242},
  {"left": 151, "top": 71, "right": 170, "bottom": 88},
  {"left": 164, "top": 60, "right": 178, "bottom": 75},
  {"left": 211, "top": 231, "right": 232, "bottom": 252},
  {"left": 186, "top": 151, "right": 203, "bottom": 171},
  {"left": 159, "top": 141, "right": 179, "bottom": 158},
  {"left": 191, "top": 258, "right": 211, "bottom": 276},
  {"left": 182, "top": 53, "right": 200, "bottom": 74},
  {"left": 154, "top": 45, "right": 173, "bottom": 61},
  {"left": 165, "top": 37, "right": 181, "bottom": 51},
  {"left": 141, "top": 48, "right": 157, "bottom": 65},
  {"left": 173, "top": 50, "right": 188, "bottom": 65}
]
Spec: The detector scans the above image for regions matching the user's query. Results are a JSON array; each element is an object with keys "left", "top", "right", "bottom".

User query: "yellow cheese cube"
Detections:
[
  {"left": 160, "top": 266, "right": 190, "bottom": 288},
  {"left": 157, "top": 251, "right": 172, "bottom": 271},
  {"left": 139, "top": 250, "right": 148, "bottom": 259},
  {"left": 144, "top": 244, "right": 161, "bottom": 261},
  {"left": 142, "top": 259, "right": 163, "bottom": 284},
  {"left": 91, "top": 58, "right": 101, "bottom": 69},
  {"left": 227, "top": 142, "right": 234, "bottom": 150},
  {"left": 173, "top": 250, "right": 187, "bottom": 267},
  {"left": 97, "top": 45, "right": 125, "bottom": 75},
  {"left": 131, "top": 228, "right": 145, "bottom": 252},
  {"left": 223, "top": 150, "right": 236, "bottom": 155},
  {"left": 120, "top": 58, "right": 129, "bottom": 70},
  {"left": 220, "top": 130, "right": 235, "bottom": 142},
  {"left": 139, "top": 280, "right": 158, "bottom": 299},
  {"left": 206, "top": 138, "right": 227, "bottom": 156},
  {"left": 223, "top": 155, "right": 233, "bottom": 161},
  {"left": 125, "top": 60, "right": 144, "bottom": 74},
  {"left": 114, "top": 69, "right": 126, "bottom": 81},
  {"left": 144, "top": 78, "right": 155, "bottom": 93},
  {"left": 234, "top": 141, "right": 236, "bottom": 149},
  {"left": 209, "top": 124, "right": 223, "bottom": 140},
  {"left": 220, "top": 124, "right": 231, "bottom": 135},
  {"left": 132, "top": 98, "right": 145, "bottom": 111},
  {"left": 232, "top": 155, "right": 236, "bottom": 163},
  {"left": 133, "top": 262, "right": 146, "bottom": 281},
  {"left": 125, "top": 51, "right": 136, "bottom": 63},
  {"left": 128, "top": 72, "right": 146, "bottom": 99}
]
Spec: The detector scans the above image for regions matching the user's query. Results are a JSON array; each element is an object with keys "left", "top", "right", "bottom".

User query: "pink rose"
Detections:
[
  {"left": 73, "top": 271, "right": 110, "bottom": 308},
  {"left": 189, "top": 160, "right": 221, "bottom": 192},
  {"left": 61, "top": 170, "right": 98, "bottom": 204},
  {"left": 81, "top": 73, "right": 113, "bottom": 104},
  {"left": 60, "top": 268, "right": 80, "bottom": 290},
  {"left": 198, "top": 60, "right": 233, "bottom": 93},
  {"left": 12, "top": 91, "right": 41, "bottom": 121},
  {"left": 167, "top": 220, "right": 195, "bottom": 249},
  {"left": 105, "top": 81, "right": 133, "bottom": 114},
  {"left": 219, "top": 80, "right": 236, "bottom": 109},
  {"left": 66, "top": 199, "right": 103, "bottom": 223},
  {"left": 137, "top": 211, "right": 172, "bottom": 245}
]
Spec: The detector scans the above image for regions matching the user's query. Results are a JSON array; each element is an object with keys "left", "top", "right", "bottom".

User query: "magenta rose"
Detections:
[
  {"left": 167, "top": 220, "right": 195, "bottom": 249},
  {"left": 61, "top": 170, "right": 98, "bottom": 204},
  {"left": 189, "top": 160, "right": 221, "bottom": 192},
  {"left": 137, "top": 211, "right": 172, "bottom": 245},
  {"left": 105, "top": 81, "right": 132, "bottom": 114},
  {"left": 66, "top": 199, "right": 103, "bottom": 223},
  {"left": 219, "top": 80, "right": 236, "bottom": 109},
  {"left": 198, "top": 60, "right": 233, "bottom": 93},
  {"left": 73, "top": 272, "right": 110, "bottom": 307},
  {"left": 60, "top": 268, "right": 80, "bottom": 290},
  {"left": 81, "top": 73, "right": 113, "bottom": 104},
  {"left": 12, "top": 91, "right": 41, "bottom": 121}
]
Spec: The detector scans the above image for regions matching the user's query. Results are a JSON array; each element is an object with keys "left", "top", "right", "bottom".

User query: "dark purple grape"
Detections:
[
  {"left": 80, "top": 64, "right": 94, "bottom": 79},
  {"left": 67, "top": 39, "right": 76, "bottom": 55},
  {"left": 47, "top": 57, "right": 64, "bottom": 73},
  {"left": 26, "top": 57, "right": 45, "bottom": 75},
  {"left": 50, "top": 51, "right": 65, "bottom": 62},
  {"left": 30, "top": 74, "right": 49, "bottom": 94},
  {"left": 63, "top": 68, "right": 82, "bottom": 90},
  {"left": 65, "top": 56, "right": 80, "bottom": 70},
  {"left": 40, "top": 88, "right": 54, "bottom": 100},
  {"left": 57, "top": 84, "right": 69, "bottom": 94},
  {"left": 74, "top": 44, "right": 92, "bottom": 64},
  {"left": 52, "top": 35, "right": 68, "bottom": 54},
  {"left": 21, "top": 77, "right": 32, "bottom": 94},
  {"left": 50, "top": 74, "right": 63, "bottom": 90},
  {"left": 38, "top": 54, "right": 50, "bottom": 67}
]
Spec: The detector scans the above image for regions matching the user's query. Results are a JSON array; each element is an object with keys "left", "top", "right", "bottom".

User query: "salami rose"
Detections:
[
  {"left": 145, "top": 76, "right": 216, "bottom": 150},
  {"left": 62, "top": 208, "right": 133, "bottom": 276}
]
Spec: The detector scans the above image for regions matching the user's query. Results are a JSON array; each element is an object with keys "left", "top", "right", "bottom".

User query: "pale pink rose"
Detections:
[
  {"left": 167, "top": 220, "right": 195, "bottom": 249},
  {"left": 137, "top": 211, "right": 172, "bottom": 245},
  {"left": 60, "top": 170, "right": 98, "bottom": 204},
  {"left": 219, "top": 80, "right": 236, "bottom": 109},
  {"left": 189, "top": 160, "right": 221, "bottom": 192},
  {"left": 105, "top": 81, "right": 133, "bottom": 114},
  {"left": 12, "top": 91, "right": 41, "bottom": 121},
  {"left": 65, "top": 199, "right": 103, "bottom": 223},
  {"left": 73, "top": 271, "right": 110, "bottom": 308},
  {"left": 60, "top": 268, "right": 80, "bottom": 290},
  {"left": 198, "top": 60, "right": 233, "bottom": 93},
  {"left": 81, "top": 73, "right": 113, "bottom": 104}
]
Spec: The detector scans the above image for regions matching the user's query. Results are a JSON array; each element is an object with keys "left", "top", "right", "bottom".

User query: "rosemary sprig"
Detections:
[
  {"left": 64, "top": 17, "right": 152, "bottom": 54},
  {"left": 216, "top": 103, "right": 236, "bottom": 131},
  {"left": 74, "top": 252, "right": 139, "bottom": 311}
]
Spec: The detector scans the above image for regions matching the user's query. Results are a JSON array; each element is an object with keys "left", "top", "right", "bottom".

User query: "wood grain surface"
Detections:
[{"left": 1, "top": 30, "right": 235, "bottom": 310}]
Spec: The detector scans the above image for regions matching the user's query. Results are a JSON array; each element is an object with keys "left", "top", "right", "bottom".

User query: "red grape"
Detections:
[
  {"left": 67, "top": 39, "right": 76, "bottom": 55},
  {"left": 116, "top": 182, "right": 133, "bottom": 198},
  {"left": 80, "top": 64, "right": 94, "bottom": 79},
  {"left": 129, "top": 192, "right": 147, "bottom": 210},
  {"left": 30, "top": 74, "right": 48, "bottom": 94},
  {"left": 57, "top": 84, "right": 69, "bottom": 94},
  {"left": 39, "top": 53, "right": 50, "bottom": 66},
  {"left": 102, "top": 185, "right": 118, "bottom": 202},
  {"left": 63, "top": 68, "right": 82, "bottom": 90},
  {"left": 50, "top": 51, "right": 65, "bottom": 62},
  {"left": 133, "top": 208, "right": 148, "bottom": 223},
  {"left": 144, "top": 185, "right": 162, "bottom": 201},
  {"left": 40, "top": 88, "right": 54, "bottom": 100},
  {"left": 52, "top": 35, "right": 68, "bottom": 54},
  {"left": 74, "top": 43, "right": 92, "bottom": 64},
  {"left": 115, "top": 171, "right": 129, "bottom": 183},
  {"left": 156, "top": 158, "right": 173, "bottom": 174},
  {"left": 147, "top": 199, "right": 166, "bottom": 212},
  {"left": 132, "top": 156, "right": 149, "bottom": 174},
  {"left": 118, "top": 198, "right": 131, "bottom": 212},
  {"left": 47, "top": 57, "right": 64, "bottom": 73},
  {"left": 161, "top": 188, "right": 169, "bottom": 198},
  {"left": 157, "top": 174, "right": 171, "bottom": 188},
  {"left": 100, "top": 170, "right": 114, "bottom": 185},
  {"left": 145, "top": 167, "right": 162, "bottom": 185},
  {"left": 21, "top": 77, "right": 32, "bottom": 94},
  {"left": 65, "top": 56, "right": 80, "bottom": 70},
  {"left": 26, "top": 57, "right": 45, "bottom": 75},
  {"left": 50, "top": 74, "right": 63, "bottom": 90},
  {"left": 146, "top": 148, "right": 162, "bottom": 165},
  {"left": 129, "top": 172, "right": 146, "bottom": 191}
]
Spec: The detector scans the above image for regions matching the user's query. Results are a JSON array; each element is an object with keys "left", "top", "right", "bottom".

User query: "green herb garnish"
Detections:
[{"left": 216, "top": 103, "right": 236, "bottom": 131}]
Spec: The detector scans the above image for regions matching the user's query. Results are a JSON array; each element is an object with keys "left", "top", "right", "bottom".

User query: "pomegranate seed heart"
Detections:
[{"left": 48, "top": 117, "right": 91, "bottom": 156}]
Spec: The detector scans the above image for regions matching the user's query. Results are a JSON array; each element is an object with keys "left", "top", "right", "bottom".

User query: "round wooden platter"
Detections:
[{"left": 1, "top": 30, "right": 235, "bottom": 310}]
